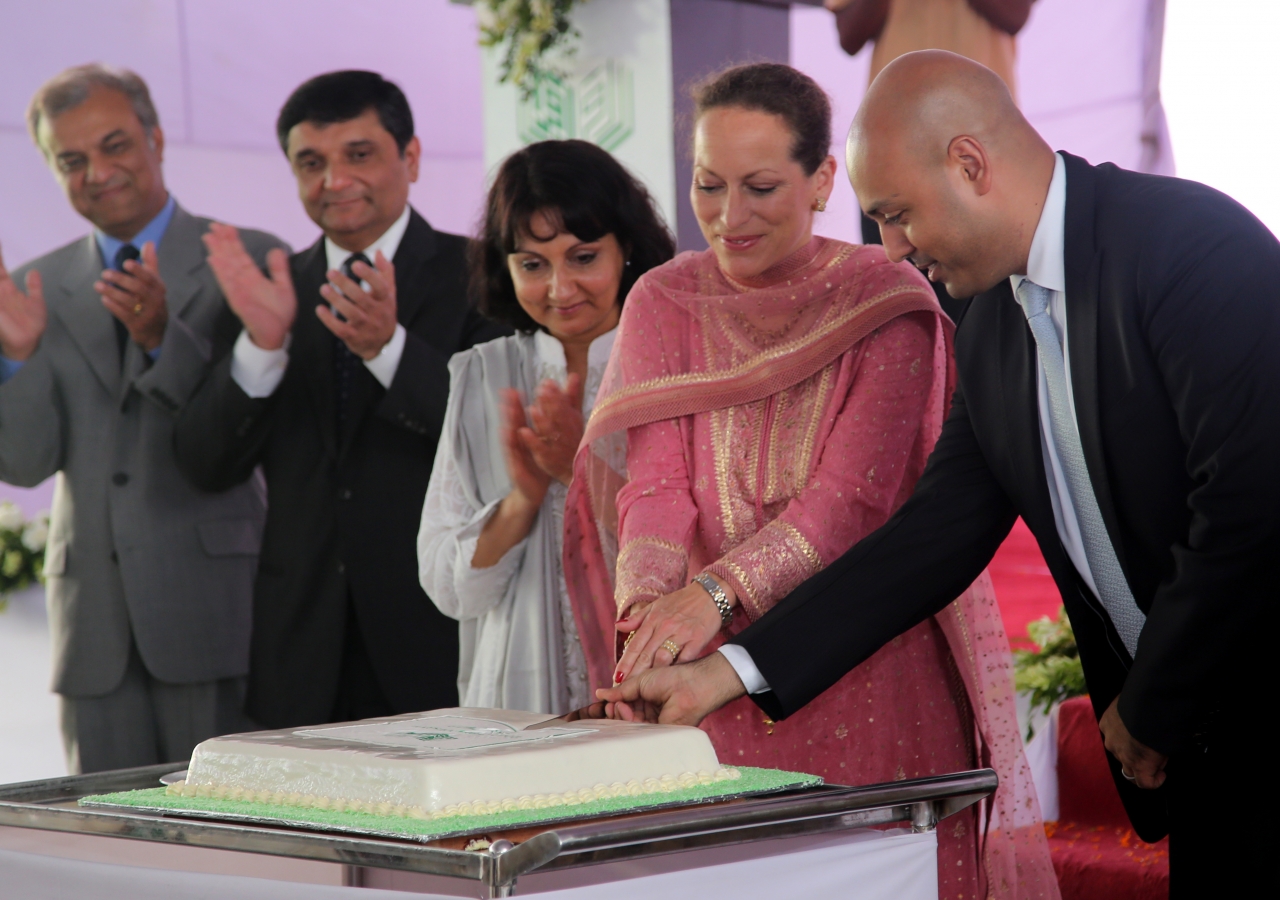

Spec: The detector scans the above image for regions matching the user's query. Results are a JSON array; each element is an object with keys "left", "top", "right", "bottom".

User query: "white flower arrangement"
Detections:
[
  {"left": 0, "top": 501, "right": 49, "bottom": 607},
  {"left": 476, "top": 0, "right": 583, "bottom": 98},
  {"left": 1013, "top": 605, "right": 1087, "bottom": 736}
]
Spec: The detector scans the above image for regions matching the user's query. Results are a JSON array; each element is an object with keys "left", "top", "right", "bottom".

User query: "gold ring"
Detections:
[
  {"left": 660, "top": 639, "right": 681, "bottom": 661},
  {"left": 133, "top": 303, "right": 144, "bottom": 315}
]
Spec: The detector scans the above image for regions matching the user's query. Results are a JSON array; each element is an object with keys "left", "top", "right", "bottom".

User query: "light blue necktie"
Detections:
[{"left": 1016, "top": 279, "right": 1146, "bottom": 657}]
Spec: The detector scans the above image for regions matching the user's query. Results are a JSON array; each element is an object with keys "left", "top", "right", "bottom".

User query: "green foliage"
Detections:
[
  {"left": 1013, "top": 605, "right": 1087, "bottom": 719},
  {"left": 0, "top": 501, "right": 48, "bottom": 609},
  {"left": 477, "top": 0, "right": 583, "bottom": 99}
]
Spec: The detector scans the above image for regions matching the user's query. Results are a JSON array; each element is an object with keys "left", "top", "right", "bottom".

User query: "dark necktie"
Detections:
[
  {"left": 333, "top": 252, "right": 370, "bottom": 437},
  {"left": 111, "top": 244, "right": 140, "bottom": 364}
]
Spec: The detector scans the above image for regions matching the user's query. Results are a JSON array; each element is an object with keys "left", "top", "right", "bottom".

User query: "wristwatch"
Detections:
[{"left": 694, "top": 573, "right": 734, "bottom": 627}]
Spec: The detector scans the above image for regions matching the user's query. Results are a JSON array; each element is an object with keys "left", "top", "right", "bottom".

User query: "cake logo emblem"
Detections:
[{"left": 296, "top": 716, "right": 594, "bottom": 756}]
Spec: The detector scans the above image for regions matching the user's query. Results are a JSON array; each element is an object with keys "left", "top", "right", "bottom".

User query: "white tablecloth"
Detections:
[{"left": 0, "top": 826, "right": 938, "bottom": 899}]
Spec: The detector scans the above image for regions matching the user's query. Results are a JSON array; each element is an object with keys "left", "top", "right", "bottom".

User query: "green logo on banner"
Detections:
[{"left": 517, "top": 59, "right": 635, "bottom": 151}]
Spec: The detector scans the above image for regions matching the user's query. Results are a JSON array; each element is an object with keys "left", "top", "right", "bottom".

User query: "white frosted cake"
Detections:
[{"left": 170, "top": 708, "right": 739, "bottom": 820}]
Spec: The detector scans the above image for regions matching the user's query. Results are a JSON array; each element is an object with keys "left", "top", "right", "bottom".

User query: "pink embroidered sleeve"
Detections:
[
  {"left": 613, "top": 416, "right": 699, "bottom": 615},
  {"left": 705, "top": 314, "right": 938, "bottom": 620}
]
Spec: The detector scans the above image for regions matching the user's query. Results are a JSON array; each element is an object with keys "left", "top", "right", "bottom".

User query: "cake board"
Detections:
[{"left": 80, "top": 765, "right": 823, "bottom": 843}]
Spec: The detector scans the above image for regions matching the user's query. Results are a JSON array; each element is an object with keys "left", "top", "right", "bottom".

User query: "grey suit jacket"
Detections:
[{"left": 0, "top": 204, "right": 288, "bottom": 697}]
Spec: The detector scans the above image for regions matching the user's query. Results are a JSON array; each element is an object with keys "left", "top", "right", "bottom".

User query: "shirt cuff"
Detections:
[
  {"left": 718, "top": 644, "right": 771, "bottom": 695},
  {"left": 0, "top": 355, "right": 24, "bottom": 384},
  {"left": 230, "top": 329, "right": 289, "bottom": 398},
  {"left": 363, "top": 323, "right": 406, "bottom": 389}
]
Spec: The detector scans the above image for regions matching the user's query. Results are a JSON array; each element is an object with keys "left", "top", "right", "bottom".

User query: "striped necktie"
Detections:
[
  {"left": 1016, "top": 278, "right": 1146, "bottom": 657},
  {"left": 110, "top": 244, "right": 140, "bottom": 364},
  {"left": 333, "top": 252, "right": 370, "bottom": 437}
]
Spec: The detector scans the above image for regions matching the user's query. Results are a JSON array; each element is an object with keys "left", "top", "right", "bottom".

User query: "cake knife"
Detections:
[{"left": 525, "top": 700, "right": 610, "bottom": 729}]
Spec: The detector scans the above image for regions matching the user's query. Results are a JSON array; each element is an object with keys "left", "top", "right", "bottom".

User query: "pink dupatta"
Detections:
[{"left": 564, "top": 239, "right": 1059, "bottom": 899}]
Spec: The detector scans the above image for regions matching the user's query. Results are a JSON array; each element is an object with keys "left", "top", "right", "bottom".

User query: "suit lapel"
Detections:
[
  {"left": 390, "top": 209, "right": 437, "bottom": 327},
  {"left": 1061, "top": 154, "right": 1130, "bottom": 573},
  {"left": 52, "top": 236, "right": 120, "bottom": 398},
  {"left": 989, "top": 280, "right": 1057, "bottom": 534},
  {"left": 110, "top": 205, "right": 211, "bottom": 401},
  {"left": 156, "top": 205, "right": 208, "bottom": 322},
  {"left": 291, "top": 239, "right": 338, "bottom": 461},
  {"left": 334, "top": 209, "right": 438, "bottom": 462}
]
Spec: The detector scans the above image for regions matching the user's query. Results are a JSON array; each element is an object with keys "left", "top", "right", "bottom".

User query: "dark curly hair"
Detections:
[
  {"left": 692, "top": 63, "right": 832, "bottom": 176},
  {"left": 471, "top": 140, "right": 676, "bottom": 332}
]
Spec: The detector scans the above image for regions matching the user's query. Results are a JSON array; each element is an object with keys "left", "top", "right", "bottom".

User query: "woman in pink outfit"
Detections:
[{"left": 564, "top": 63, "right": 1058, "bottom": 900}]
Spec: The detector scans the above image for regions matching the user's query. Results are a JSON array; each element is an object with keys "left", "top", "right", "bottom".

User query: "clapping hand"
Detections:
[
  {"left": 95, "top": 241, "right": 168, "bottom": 352},
  {"left": 317, "top": 252, "right": 398, "bottom": 360},
  {"left": 500, "top": 386, "right": 554, "bottom": 510},
  {"left": 596, "top": 652, "right": 748, "bottom": 726},
  {"left": 0, "top": 243, "right": 48, "bottom": 362},
  {"left": 520, "top": 374, "right": 585, "bottom": 487},
  {"left": 473, "top": 375, "right": 587, "bottom": 570},
  {"left": 203, "top": 223, "right": 296, "bottom": 351}
]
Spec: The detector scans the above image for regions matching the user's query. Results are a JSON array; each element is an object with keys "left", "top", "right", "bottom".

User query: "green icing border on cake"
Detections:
[{"left": 81, "top": 766, "right": 821, "bottom": 842}]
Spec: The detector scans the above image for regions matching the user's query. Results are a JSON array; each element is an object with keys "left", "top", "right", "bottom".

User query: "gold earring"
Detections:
[{"left": 813, "top": 197, "right": 828, "bottom": 212}]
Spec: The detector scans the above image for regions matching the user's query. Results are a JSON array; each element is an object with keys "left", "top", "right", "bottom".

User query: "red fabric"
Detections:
[
  {"left": 1045, "top": 822, "right": 1169, "bottom": 900},
  {"left": 1056, "top": 698, "right": 1130, "bottom": 826},
  {"left": 1048, "top": 697, "right": 1169, "bottom": 898},
  {"left": 988, "top": 517, "right": 1061, "bottom": 648}
]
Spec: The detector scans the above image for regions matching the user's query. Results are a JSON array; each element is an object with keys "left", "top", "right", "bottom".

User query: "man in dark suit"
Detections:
[
  {"left": 600, "top": 51, "right": 1278, "bottom": 892},
  {"left": 174, "top": 71, "right": 508, "bottom": 729}
]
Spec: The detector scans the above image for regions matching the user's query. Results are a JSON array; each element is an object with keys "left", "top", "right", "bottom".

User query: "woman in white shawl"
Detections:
[{"left": 418, "top": 140, "right": 675, "bottom": 714}]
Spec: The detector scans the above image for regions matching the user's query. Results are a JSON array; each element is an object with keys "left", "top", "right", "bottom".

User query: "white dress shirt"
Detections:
[
  {"left": 231, "top": 205, "right": 412, "bottom": 398},
  {"left": 719, "top": 153, "right": 1100, "bottom": 697},
  {"left": 1011, "top": 152, "right": 1102, "bottom": 600}
]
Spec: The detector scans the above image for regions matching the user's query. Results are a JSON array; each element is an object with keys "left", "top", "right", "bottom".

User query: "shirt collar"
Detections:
[
  {"left": 324, "top": 204, "right": 412, "bottom": 273},
  {"left": 95, "top": 193, "right": 176, "bottom": 268},
  {"left": 1012, "top": 152, "right": 1067, "bottom": 295}
]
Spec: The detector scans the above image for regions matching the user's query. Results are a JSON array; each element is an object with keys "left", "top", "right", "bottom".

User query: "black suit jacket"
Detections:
[
  {"left": 733, "top": 153, "right": 1280, "bottom": 840},
  {"left": 175, "top": 209, "right": 510, "bottom": 727}
]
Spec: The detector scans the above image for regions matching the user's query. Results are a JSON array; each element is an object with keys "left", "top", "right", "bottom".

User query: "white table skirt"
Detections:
[{"left": 0, "top": 827, "right": 938, "bottom": 899}]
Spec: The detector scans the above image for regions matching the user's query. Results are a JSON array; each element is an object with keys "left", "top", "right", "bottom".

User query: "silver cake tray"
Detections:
[{"left": 0, "top": 762, "right": 996, "bottom": 898}]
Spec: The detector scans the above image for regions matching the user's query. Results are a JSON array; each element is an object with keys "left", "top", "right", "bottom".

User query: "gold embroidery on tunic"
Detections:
[
  {"left": 710, "top": 406, "right": 739, "bottom": 549},
  {"left": 615, "top": 536, "right": 688, "bottom": 613},
  {"left": 796, "top": 366, "right": 834, "bottom": 486}
]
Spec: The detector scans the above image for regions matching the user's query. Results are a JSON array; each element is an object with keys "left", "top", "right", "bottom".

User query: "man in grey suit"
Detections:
[{"left": 0, "top": 64, "right": 288, "bottom": 773}]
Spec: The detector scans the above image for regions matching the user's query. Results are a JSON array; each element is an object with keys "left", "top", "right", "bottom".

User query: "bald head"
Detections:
[
  {"left": 849, "top": 50, "right": 1028, "bottom": 173},
  {"left": 847, "top": 50, "right": 1055, "bottom": 298}
]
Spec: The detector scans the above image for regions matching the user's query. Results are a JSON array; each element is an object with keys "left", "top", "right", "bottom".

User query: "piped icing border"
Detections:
[{"left": 166, "top": 767, "right": 741, "bottom": 821}]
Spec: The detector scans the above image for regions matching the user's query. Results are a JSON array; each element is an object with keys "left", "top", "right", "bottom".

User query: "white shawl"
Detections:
[{"left": 417, "top": 330, "right": 613, "bottom": 714}]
